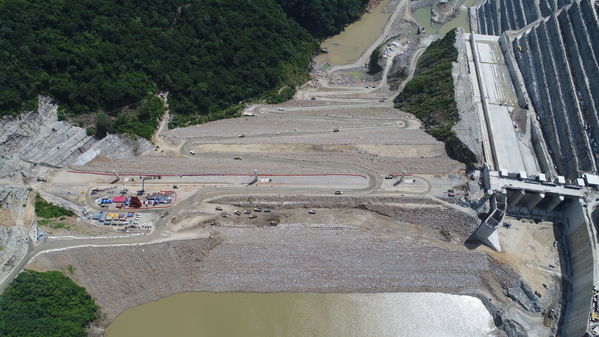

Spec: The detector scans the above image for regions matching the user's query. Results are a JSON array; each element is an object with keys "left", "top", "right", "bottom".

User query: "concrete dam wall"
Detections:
[
  {"left": 560, "top": 200, "right": 596, "bottom": 337},
  {"left": 466, "top": 0, "right": 599, "bottom": 335}
]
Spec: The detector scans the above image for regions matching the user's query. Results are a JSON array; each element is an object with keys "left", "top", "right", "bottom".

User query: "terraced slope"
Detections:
[
  {"left": 476, "top": 0, "right": 576, "bottom": 35},
  {"left": 508, "top": 0, "right": 599, "bottom": 177}
]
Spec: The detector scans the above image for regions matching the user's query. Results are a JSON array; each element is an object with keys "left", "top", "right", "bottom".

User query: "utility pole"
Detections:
[
  {"left": 394, "top": 170, "right": 408, "bottom": 187},
  {"left": 398, "top": 170, "right": 407, "bottom": 184},
  {"left": 111, "top": 170, "right": 120, "bottom": 184}
]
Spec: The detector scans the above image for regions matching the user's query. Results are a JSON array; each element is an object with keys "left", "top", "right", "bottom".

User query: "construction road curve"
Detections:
[{"left": 0, "top": 0, "right": 441, "bottom": 292}]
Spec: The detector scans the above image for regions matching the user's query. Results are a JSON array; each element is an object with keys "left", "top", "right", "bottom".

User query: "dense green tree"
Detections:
[
  {"left": 368, "top": 48, "right": 383, "bottom": 74},
  {"left": 0, "top": 0, "right": 320, "bottom": 130},
  {"left": 34, "top": 194, "right": 75, "bottom": 218},
  {"left": 0, "top": 270, "right": 98, "bottom": 337},
  {"left": 276, "top": 0, "right": 369, "bottom": 38},
  {"left": 95, "top": 113, "right": 109, "bottom": 139},
  {"left": 394, "top": 29, "right": 476, "bottom": 166},
  {"left": 0, "top": 0, "right": 369, "bottom": 137}
]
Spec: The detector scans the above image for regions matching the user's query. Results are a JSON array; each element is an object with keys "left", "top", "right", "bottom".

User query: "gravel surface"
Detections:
[
  {"left": 365, "top": 203, "right": 478, "bottom": 239},
  {"left": 256, "top": 151, "right": 461, "bottom": 175},
  {"left": 75, "top": 156, "right": 361, "bottom": 175},
  {"left": 215, "top": 194, "right": 441, "bottom": 206},
  {"left": 215, "top": 194, "right": 478, "bottom": 239},
  {"left": 185, "top": 128, "right": 441, "bottom": 145},
  {"left": 29, "top": 225, "right": 513, "bottom": 325}
]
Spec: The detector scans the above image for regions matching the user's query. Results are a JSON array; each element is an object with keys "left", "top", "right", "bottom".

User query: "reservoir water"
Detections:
[
  {"left": 317, "top": 0, "right": 392, "bottom": 65},
  {"left": 106, "top": 292, "right": 496, "bottom": 337},
  {"left": 413, "top": 0, "right": 477, "bottom": 36}
]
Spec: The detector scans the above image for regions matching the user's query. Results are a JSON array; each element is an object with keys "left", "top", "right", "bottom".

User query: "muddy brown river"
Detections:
[
  {"left": 317, "top": 0, "right": 391, "bottom": 65},
  {"left": 106, "top": 292, "right": 496, "bottom": 337}
]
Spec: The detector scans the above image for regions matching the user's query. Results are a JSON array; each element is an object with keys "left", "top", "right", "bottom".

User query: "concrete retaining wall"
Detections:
[
  {"left": 469, "top": 33, "right": 499, "bottom": 169},
  {"left": 453, "top": 29, "right": 485, "bottom": 163},
  {"left": 498, "top": 35, "right": 527, "bottom": 109}
]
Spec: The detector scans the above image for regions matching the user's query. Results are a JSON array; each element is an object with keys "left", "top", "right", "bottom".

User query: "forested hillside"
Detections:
[
  {"left": 0, "top": 0, "right": 368, "bottom": 136},
  {"left": 394, "top": 30, "right": 475, "bottom": 166},
  {"left": 0, "top": 270, "right": 98, "bottom": 337},
  {"left": 277, "top": 0, "right": 368, "bottom": 37},
  {"left": 0, "top": 0, "right": 318, "bottom": 131}
]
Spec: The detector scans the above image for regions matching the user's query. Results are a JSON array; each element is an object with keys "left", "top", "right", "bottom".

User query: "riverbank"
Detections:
[
  {"left": 317, "top": 0, "right": 395, "bottom": 65},
  {"left": 27, "top": 223, "right": 518, "bottom": 332}
]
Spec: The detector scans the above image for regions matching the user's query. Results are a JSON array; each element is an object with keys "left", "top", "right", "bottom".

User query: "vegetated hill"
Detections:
[
  {"left": 34, "top": 193, "right": 74, "bottom": 219},
  {"left": 276, "top": 0, "right": 369, "bottom": 38},
  {"left": 0, "top": 0, "right": 320, "bottom": 134},
  {"left": 394, "top": 29, "right": 475, "bottom": 166},
  {"left": 0, "top": 270, "right": 98, "bottom": 337}
]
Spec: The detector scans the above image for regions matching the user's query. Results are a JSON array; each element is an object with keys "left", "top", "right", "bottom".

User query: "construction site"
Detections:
[{"left": 1, "top": 0, "right": 598, "bottom": 336}]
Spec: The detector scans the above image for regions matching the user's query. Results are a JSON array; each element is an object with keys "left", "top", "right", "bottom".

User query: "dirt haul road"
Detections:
[
  {"left": 2, "top": 0, "right": 522, "bottom": 330},
  {"left": 4, "top": 0, "right": 461, "bottom": 289}
]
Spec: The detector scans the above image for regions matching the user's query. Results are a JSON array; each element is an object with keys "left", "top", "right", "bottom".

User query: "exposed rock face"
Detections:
[
  {"left": 502, "top": 320, "right": 529, "bottom": 337},
  {"left": 0, "top": 226, "right": 28, "bottom": 279},
  {"left": 0, "top": 96, "right": 152, "bottom": 181},
  {"left": 0, "top": 186, "right": 30, "bottom": 286},
  {"left": 0, "top": 185, "right": 30, "bottom": 231},
  {"left": 506, "top": 279, "right": 542, "bottom": 312},
  {"left": 0, "top": 96, "right": 97, "bottom": 169},
  {"left": 72, "top": 134, "right": 153, "bottom": 167}
]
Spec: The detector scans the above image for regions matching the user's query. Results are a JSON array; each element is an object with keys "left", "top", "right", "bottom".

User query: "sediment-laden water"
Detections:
[
  {"left": 106, "top": 292, "right": 496, "bottom": 337},
  {"left": 317, "top": 0, "right": 391, "bottom": 65}
]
